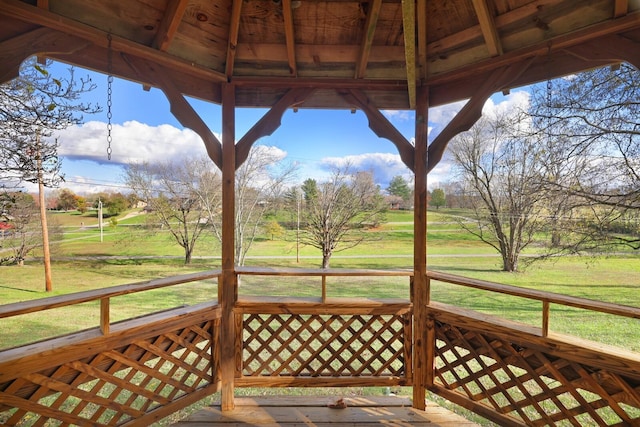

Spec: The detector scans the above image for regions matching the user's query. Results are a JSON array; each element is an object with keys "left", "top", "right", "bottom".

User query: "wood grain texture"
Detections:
[{"left": 172, "top": 396, "right": 480, "bottom": 426}]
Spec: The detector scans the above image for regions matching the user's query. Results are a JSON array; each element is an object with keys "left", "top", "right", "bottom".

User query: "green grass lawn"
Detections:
[
  {"left": 1, "top": 208, "right": 639, "bottom": 352},
  {"left": 1, "top": 208, "right": 639, "bottom": 427}
]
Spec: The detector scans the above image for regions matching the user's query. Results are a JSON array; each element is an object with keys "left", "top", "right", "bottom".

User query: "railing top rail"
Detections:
[
  {"left": 236, "top": 266, "right": 414, "bottom": 277},
  {"left": 0, "top": 269, "right": 221, "bottom": 319},
  {"left": 428, "top": 270, "right": 640, "bottom": 320}
]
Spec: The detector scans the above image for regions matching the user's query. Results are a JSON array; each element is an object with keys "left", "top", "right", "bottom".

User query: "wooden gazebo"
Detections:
[{"left": 1, "top": 0, "right": 640, "bottom": 425}]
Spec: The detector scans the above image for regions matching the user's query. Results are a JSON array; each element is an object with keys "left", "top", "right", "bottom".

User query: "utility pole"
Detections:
[
  {"left": 36, "top": 132, "right": 53, "bottom": 292},
  {"left": 98, "top": 198, "right": 103, "bottom": 242}
]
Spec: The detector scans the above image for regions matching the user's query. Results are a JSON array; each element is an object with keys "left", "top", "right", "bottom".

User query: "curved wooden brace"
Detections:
[
  {"left": 235, "top": 87, "right": 315, "bottom": 169},
  {"left": 127, "top": 57, "right": 223, "bottom": 169},
  {"left": 427, "top": 58, "right": 534, "bottom": 173},
  {"left": 0, "top": 27, "right": 89, "bottom": 83},
  {"left": 564, "top": 35, "right": 640, "bottom": 72},
  {"left": 341, "top": 89, "right": 415, "bottom": 172}
]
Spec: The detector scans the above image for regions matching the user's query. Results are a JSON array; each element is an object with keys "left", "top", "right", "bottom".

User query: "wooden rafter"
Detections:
[
  {"left": 401, "top": 0, "right": 417, "bottom": 109},
  {"left": 152, "top": 0, "right": 189, "bottom": 51},
  {"left": 471, "top": 0, "right": 503, "bottom": 56},
  {"left": 416, "top": 0, "right": 428, "bottom": 80},
  {"left": 225, "top": 0, "right": 243, "bottom": 78},
  {"left": 0, "top": 0, "right": 228, "bottom": 83},
  {"left": 235, "top": 87, "right": 315, "bottom": 169},
  {"left": 355, "top": 0, "right": 382, "bottom": 79},
  {"left": 427, "top": 58, "right": 534, "bottom": 173},
  {"left": 282, "top": 0, "right": 298, "bottom": 76},
  {"left": 615, "top": 0, "right": 629, "bottom": 17},
  {"left": 341, "top": 89, "right": 414, "bottom": 171}
]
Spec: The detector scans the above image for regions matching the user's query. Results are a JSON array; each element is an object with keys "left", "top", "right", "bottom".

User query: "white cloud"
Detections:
[
  {"left": 320, "top": 152, "right": 412, "bottom": 187},
  {"left": 54, "top": 120, "right": 214, "bottom": 166}
]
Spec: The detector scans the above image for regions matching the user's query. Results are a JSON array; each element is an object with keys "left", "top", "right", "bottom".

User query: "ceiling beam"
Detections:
[
  {"left": 282, "top": 0, "right": 298, "bottom": 76},
  {"left": 0, "top": 0, "right": 228, "bottom": 83},
  {"left": 425, "top": 10, "right": 640, "bottom": 87},
  {"left": 416, "top": 0, "right": 428, "bottom": 80},
  {"left": 471, "top": 0, "right": 503, "bottom": 56},
  {"left": 401, "top": 0, "right": 417, "bottom": 109},
  {"left": 355, "top": 0, "right": 382, "bottom": 79},
  {"left": 152, "top": 0, "right": 189, "bottom": 51},
  {"left": 225, "top": 0, "right": 243, "bottom": 78}
]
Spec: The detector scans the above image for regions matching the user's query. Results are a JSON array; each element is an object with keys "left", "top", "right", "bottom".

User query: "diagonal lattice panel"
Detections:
[
  {"left": 242, "top": 313, "right": 406, "bottom": 378},
  {"left": 434, "top": 321, "right": 640, "bottom": 426},
  {"left": 0, "top": 318, "right": 219, "bottom": 427}
]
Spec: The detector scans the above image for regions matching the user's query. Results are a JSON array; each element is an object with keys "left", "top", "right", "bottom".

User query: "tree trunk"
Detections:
[{"left": 322, "top": 249, "right": 331, "bottom": 269}]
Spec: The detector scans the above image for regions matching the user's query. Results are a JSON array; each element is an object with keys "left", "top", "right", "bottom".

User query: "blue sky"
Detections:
[{"left": 25, "top": 61, "right": 529, "bottom": 195}]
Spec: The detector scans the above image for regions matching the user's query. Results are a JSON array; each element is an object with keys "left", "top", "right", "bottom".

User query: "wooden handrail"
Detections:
[
  {"left": 237, "top": 266, "right": 413, "bottom": 303},
  {"left": 236, "top": 266, "right": 413, "bottom": 276},
  {"left": 427, "top": 270, "right": 640, "bottom": 320},
  {"left": 0, "top": 269, "right": 221, "bottom": 319}
]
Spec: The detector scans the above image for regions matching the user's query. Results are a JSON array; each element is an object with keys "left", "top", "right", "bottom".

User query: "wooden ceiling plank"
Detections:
[
  {"left": 417, "top": 0, "right": 427, "bottom": 80},
  {"left": 425, "top": 10, "right": 640, "bottom": 87},
  {"left": 471, "top": 0, "right": 503, "bottom": 56},
  {"left": 0, "top": 0, "right": 228, "bottom": 83},
  {"left": 282, "top": 0, "right": 298, "bottom": 77},
  {"left": 236, "top": 87, "right": 315, "bottom": 169},
  {"left": 152, "top": 0, "right": 190, "bottom": 51},
  {"left": 427, "top": 58, "right": 534, "bottom": 173},
  {"left": 355, "top": 0, "right": 382, "bottom": 79},
  {"left": 341, "top": 89, "right": 414, "bottom": 171},
  {"left": 614, "top": 0, "right": 629, "bottom": 18},
  {"left": 226, "top": 0, "right": 244, "bottom": 78},
  {"left": 401, "top": 0, "right": 417, "bottom": 109}
]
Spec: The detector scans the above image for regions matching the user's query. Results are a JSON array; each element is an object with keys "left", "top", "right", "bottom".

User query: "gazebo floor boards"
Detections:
[{"left": 171, "top": 396, "right": 480, "bottom": 426}]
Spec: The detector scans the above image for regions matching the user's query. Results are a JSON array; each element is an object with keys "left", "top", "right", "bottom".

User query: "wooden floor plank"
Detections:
[{"left": 171, "top": 396, "right": 479, "bottom": 426}]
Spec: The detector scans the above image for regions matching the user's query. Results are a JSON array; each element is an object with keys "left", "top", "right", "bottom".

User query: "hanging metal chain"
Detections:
[
  {"left": 106, "top": 33, "right": 113, "bottom": 160},
  {"left": 546, "top": 43, "right": 553, "bottom": 143}
]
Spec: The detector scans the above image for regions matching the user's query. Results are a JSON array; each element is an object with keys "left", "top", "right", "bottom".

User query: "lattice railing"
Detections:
[
  {"left": 236, "top": 298, "right": 412, "bottom": 387},
  {"left": 427, "top": 302, "right": 640, "bottom": 427},
  {"left": 0, "top": 303, "right": 222, "bottom": 427}
]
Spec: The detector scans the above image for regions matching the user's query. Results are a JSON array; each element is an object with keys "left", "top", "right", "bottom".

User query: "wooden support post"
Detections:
[
  {"left": 542, "top": 300, "right": 550, "bottom": 337},
  {"left": 100, "top": 298, "right": 109, "bottom": 335},
  {"left": 322, "top": 275, "right": 327, "bottom": 303},
  {"left": 220, "top": 83, "right": 237, "bottom": 411},
  {"left": 412, "top": 86, "right": 429, "bottom": 410}
]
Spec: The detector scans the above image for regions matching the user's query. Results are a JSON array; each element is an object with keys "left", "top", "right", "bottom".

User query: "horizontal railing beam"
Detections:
[
  {"left": 237, "top": 266, "right": 413, "bottom": 277},
  {"left": 0, "top": 269, "right": 221, "bottom": 319},
  {"left": 237, "top": 296, "right": 412, "bottom": 315},
  {"left": 428, "top": 270, "right": 640, "bottom": 320}
]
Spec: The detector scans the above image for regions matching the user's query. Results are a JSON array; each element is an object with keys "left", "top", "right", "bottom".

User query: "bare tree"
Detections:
[
  {"left": 125, "top": 158, "right": 213, "bottom": 265},
  {"left": 450, "top": 112, "right": 548, "bottom": 272},
  {"left": 300, "top": 167, "right": 386, "bottom": 269},
  {"left": 0, "top": 192, "right": 61, "bottom": 266},
  {"left": 529, "top": 63, "right": 640, "bottom": 249},
  {"left": 200, "top": 146, "right": 296, "bottom": 266},
  {"left": 0, "top": 58, "right": 98, "bottom": 290},
  {"left": 0, "top": 58, "right": 99, "bottom": 187}
]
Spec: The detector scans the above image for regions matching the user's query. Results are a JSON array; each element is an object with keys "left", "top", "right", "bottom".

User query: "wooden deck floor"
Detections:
[{"left": 171, "top": 396, "right": 480, "bottom": 426}]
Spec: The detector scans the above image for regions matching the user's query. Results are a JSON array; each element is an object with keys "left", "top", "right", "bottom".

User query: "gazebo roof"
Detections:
[{"left": 1, "top": 0, "right": 639, "bottom": 110}]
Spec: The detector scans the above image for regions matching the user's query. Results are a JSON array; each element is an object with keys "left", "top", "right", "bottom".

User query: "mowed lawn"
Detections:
[{"left": 0, "top": 208, "right": 639, "bottom": 352}]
